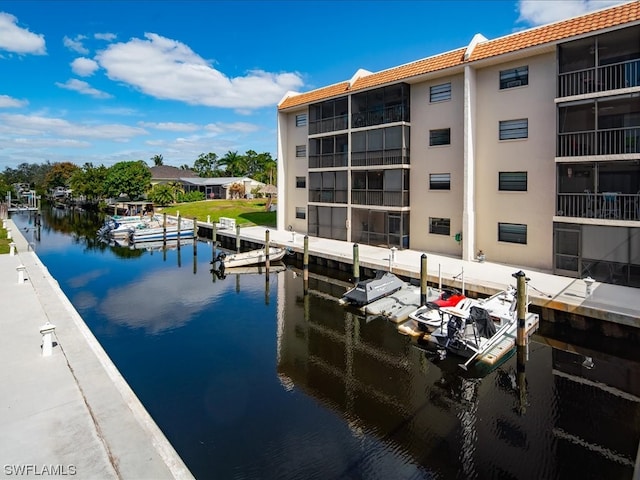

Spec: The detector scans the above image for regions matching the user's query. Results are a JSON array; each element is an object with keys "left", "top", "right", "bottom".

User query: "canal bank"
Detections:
[
  {"left": 200, "top": 222, "right": 640, "bottom": 339},
  {"left": 0, "top": 219, "right": 193, "bottom": 479}
]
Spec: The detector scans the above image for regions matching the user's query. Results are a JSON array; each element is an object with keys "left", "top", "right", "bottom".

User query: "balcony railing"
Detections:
[
  {"left": 558, "top": 59, "right": 640, "bottom": 97},
  {"left": 308, "top": 189, "right": 348, "bottom": 204},
  {"left": 351, "top": 148, "right": 410, "bottom": 167},
  {"left": 557, "top": 127, "right": 640, "bottom": 156},
  {"left": 351, "top": 105, "right": 409, "bottom": 129},
  {"left": 556, "top": 192, "right": 640, "bottom": 220},
  {"left": 309, "top": 115, "right": 349, "bottom": 135},
  {"left": 308, "top": 153, "right": 348, "bottom": 169},
  {"left": 351, "top": 190, "right": 409, "bottom": 207}
]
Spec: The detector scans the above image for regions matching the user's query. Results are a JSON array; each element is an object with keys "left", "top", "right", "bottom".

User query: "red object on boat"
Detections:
[{"left": 433, "top": 288, "right": 465, "bottom": 308}]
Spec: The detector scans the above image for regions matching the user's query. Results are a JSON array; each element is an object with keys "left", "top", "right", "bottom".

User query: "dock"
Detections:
[
  {"left": 0, "top": 219, "right": 193, "bottom": 479},
  {"left": 196, "top": 223, "right": 640, "bottom": 337}
]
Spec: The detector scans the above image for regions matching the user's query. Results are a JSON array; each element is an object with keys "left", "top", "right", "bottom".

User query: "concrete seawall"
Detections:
[{"left": 0, "top": 219, "right": 194, "bottom": 479}]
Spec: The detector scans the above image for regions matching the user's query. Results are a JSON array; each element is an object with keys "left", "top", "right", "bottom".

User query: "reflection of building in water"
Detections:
[{"left": 275, "top": 271, "right": 640, "bottom": 478}]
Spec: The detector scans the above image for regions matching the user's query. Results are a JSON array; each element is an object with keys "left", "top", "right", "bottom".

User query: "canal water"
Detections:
[{"left": 11, "top": 209, "right": 640, "bottom": 480}]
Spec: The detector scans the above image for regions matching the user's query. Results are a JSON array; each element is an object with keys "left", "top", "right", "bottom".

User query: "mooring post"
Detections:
[
  {"left": 206, "top": 215, "right": 210, "bottom": 224},
  {"left": 177, "top": 214, "right": 182, "bottom": 247},
  {"left": 6, "top": 228, "right": 11, "bottom": 239},
  {"left": 420, "top": 254, "right": 428, "bottom": 306},
  {"left": 39, "top": 322, "right": 56, "bottom": 357},
  {"left": 16, "top": 265, "right": 26, "bottom": 284},
  {"left": 236, "top": 224, "right": 241, "bottom": 253},
  {"left": 9, "top": 242, "right": 16, "bottom": 256},
  {"left": 438, "top": 264, "right": 442, "bottom": 290},
  {"left": 212, "top": 222, "right": 217, "bottom": 248},
  {"left": 353, "top": 244, "right": 360, "bottom": 285},
  {"left": 512, "top": 270, "right": 529, "bottom": 351},
  {"left": 163, "top": 213, "right": 167, "bottom": 245},
  {"left": 265, "top": 229, "right": 270, "bottom": 274},
  {"left": 193, "top": 217, "right": 198, "bottom": 254},
  {"left": 584, "top": 276, "right": 595, "bottom": 296},
  {"left": 303, "top": 235, "right": 309, "bottom": 294}
]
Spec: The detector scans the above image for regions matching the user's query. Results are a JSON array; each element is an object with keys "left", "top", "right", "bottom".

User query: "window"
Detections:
[
  {"left": 499, "top": 119, "right": 528, "bottom": 140},
  {"left": 430, "top": 173, "right": 451, "bottom": 190},
  {"left": 499, "top": 66, "right": 528, "bottom": 89},
  {"left": 430, "top": 83, "right": 451, "bottom": 102},
  {"left": 429, "top": 217, "right": 450, "bottom": 235},
  {"left": 498, "top": 223, "right": 527, "bottom": 244},
  {"left": 295, "top": 113, "right": 307, "bottom": 127},
  {"left": 296, "top": 176, "right": 306, "bottom": 188},
  {"left": 296, "top": 145, "right": 306, "bottom": 157},
  {"left": 296, "top": 207, "right": 306, "bottom": 219},
  {"left": 499, "top": 172, "right": 527, "bottom": 191},
  {"left": 429, "top": 128, "right": 451, "bottom": 146}
]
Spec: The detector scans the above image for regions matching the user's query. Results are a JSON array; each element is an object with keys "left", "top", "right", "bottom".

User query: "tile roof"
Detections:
[{"left": 278, "top": 1, "right": 640, "bottom": 111}]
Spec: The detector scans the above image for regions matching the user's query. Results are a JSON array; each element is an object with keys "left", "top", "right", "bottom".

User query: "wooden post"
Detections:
[
  {"left": 163, "top": 213, "right": 167, "bottom": 246},
  {"left": 352, "top": 244, "right": 360, "bottom": 285},
  {"left": 212, "top": 222, "right": 217, "bottom": 248},
  {"left": 177, "top": 214, "right": 181, "bottom": 248},
  {"left": 513, "top": 270, "right": 528, "bottom": 349},
  {"left": 420, "top": 254, "right": 428, "bottom": 306},
  {"left": 193, "top": 217, "right": 198, "bottom": 255},
  {"left": 265, "top": 229, "right": 270, "bottom": 275},
  {"left": 236, "top": 224, "right": 241, "bottom": 253},
  {"left": 303, "top": 235, "right": 309, "bottom": 294}
]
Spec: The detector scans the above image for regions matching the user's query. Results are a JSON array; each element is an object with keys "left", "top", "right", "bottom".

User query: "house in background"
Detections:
[
  {"left": 276, "top": 1, "right": 640, "bottom": 287},
  {"left": 149, "top": 165, "right": 198, "bottom": 185},
  {"left": 181, "top": 177, "right": 265, "bottom": 199}
]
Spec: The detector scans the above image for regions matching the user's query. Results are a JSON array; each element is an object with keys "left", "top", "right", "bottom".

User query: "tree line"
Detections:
[{"left": 0, "top": 150, "right": 277, "bottom": 205}]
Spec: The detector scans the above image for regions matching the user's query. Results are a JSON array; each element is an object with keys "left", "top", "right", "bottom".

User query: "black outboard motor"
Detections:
[{"left": 210, "top": 251, "right": 227, "bottom": 279}]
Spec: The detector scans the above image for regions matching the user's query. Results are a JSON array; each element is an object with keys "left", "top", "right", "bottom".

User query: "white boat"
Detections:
[
  {"left": 129, "top": 222, "right": 195, "bottom": 243},
  {"left": 339, "top": 272, "right": 405, "bottom": 307},
  {"left": 216, "top": 247, "right": 287, "bottom": 268}
]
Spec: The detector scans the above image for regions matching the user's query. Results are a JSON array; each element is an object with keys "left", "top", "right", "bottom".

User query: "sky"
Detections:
[{"left": 0, "top": 0, "right": 628, "bottom": 170}]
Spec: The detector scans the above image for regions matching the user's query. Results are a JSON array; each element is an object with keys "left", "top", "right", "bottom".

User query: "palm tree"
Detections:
[
  {"left": 219, "top": 151, "right": 246, "bottom": 177},
  {"left": 151, "top": 154, "right": 164, "bottom": 166},
  {"left": 168, "top": 181, "right": 184, "bottom": 203}
]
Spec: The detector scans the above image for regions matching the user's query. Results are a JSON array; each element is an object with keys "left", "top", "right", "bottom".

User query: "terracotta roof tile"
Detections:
[{"left": 278, "top": 1, "right": 640, "bottom": 110}]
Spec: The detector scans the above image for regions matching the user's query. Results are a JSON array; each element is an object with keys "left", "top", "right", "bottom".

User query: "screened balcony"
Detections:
[
  {"left": 557, "top": 25, "right": 640, "bottom": 97},
  {"left": 351, "top": 83, "right": 410, "bottom": 129},
  {"left": 308, "top": 171, "right": 347, "bottom": 204},
  {"left": 557, "top": 95, "right": 640, "bottom": 156},
  {"left": 309, "top": 135, "right": 348, "bottom": 169},
  {"left": 351, "top": 126, "right": 410, "bottom": 167},
  {"left": 555, "top": 161, "right": 640, "bottom": 220},
  {"left": 351, "top": 170, "right": 409, "bottom": 207},
  {"left": 309, "top": 98, "right": 348, "bottom": 135}
]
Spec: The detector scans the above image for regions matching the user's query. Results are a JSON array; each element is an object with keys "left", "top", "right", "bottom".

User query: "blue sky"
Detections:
[{"left": 0, "top": 0, "right": 626, "bottom": 170}]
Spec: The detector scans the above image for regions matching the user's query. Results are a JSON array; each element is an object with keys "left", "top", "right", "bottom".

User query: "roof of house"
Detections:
[
  {"left": 278, "top": 1, "right": 640, "bottom": 110},
  {"left": 150, "top": 165, "right": 198, "bottom": 179}
]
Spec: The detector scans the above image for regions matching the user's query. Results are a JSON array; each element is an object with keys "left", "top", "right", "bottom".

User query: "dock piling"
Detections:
[
  {"left": 236, "top": 225, "right": 241, "bottom": 253},
  {"left": 513, "top": 270, "right": 529, "bottom": 349},
  {"left": 265, "top": 229, "right": 270, "bottom": 275},
  {"left": 9, "top": 242, "right": 16, "bottom": 256},
  {"left": 16, "top": 265, "right": 26, "bottom": 284},
  {"left": 163, "top": 213, "right": 167, "bottom": 246},
  {"left": 177, "top": 215, "right": 181, "bottom": 248},
  {"left": 584, "top": 276, "right": 595, "bottom": 296},
  {"left": 353, "top": 244, "right": 360, "bottom": 285},
  {"left": 193, "top": 217, "right": 197, "bottom": 254},
  {"left": 420, "top": 254, "right": 427, "bottom": 305}
]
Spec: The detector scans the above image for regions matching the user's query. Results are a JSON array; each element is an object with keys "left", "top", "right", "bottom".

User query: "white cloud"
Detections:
[
  {"left": 0, "top": 12, "right": 46, "bottom": 55},
  {"left": 204, "top": 122, "right": 259, "bottom": 134},
  {"left": 55, "top": 79, "right": 112, "bottom": 99},
  {"left": 0, "top": 113, "right": 148, "bottom": 141},
  {"left": 63, "top": 34, "right": 89, "bottom": 55},
  {"left": 138, "top": 121, "right": 200, "bottom": 132},
  {"left": 94, "top": 32, "right": 116, "bottom": 41},
  {"left": 0, "top": 94, "right": 28, "bottom": 108},
  {"left": 12, "top": 137, "right": 90, "bottom": 148},
  {"left": 71, "top": 57, "right": 99, "bottom": 76},
  {"left": 95, "top": 33, "right": 304, "bottom": 109},
  {"left": 517, "top": 0, "right": 626, "bottom": 26}
]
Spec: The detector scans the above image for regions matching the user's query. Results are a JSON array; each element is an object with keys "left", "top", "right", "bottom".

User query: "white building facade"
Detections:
[{"left": 277, "top": 2, "right": 640, "bottom": 287}]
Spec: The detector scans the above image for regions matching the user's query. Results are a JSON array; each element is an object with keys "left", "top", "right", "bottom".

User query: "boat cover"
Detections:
[{"left": 470, "top": 306, "right": 497, "bottom": 338}]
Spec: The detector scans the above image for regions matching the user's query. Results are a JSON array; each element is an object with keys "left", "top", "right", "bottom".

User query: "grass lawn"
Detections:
[
  {"left": 0, "top": 227, "right": 10, "bottom": 254},
  {"left": 156, "top": 198, "right": 276, "bottom": 227}
]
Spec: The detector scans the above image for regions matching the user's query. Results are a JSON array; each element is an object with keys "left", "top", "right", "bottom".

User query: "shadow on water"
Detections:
[{"left": 10, "top": 207, "right": 640, "bottom": 480}]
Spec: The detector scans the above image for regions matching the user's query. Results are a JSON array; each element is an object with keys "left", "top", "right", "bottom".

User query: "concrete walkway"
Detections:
[
  {"left": 221, "top": 225, "right": 640, "bottom": 329},
  {"left": 0, "top": 219, "right": 193, "bottom": 479}
]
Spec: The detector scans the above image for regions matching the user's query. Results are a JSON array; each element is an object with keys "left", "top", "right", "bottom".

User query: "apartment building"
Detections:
[{"left": 276, "top": 1, "right": 640, "bottom": 287}]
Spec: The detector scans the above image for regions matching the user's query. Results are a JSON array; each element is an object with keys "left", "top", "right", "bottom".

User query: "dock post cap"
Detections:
[
  {"left": 9, "top": 242, "right": 16, "bottom": 256},
  {"left": 584, "top": 276, "right": 595, "bottom": 296},
  {"left": 39, "top": 322, "right": 57, "bottom": 335},
  {"left": 16, "top": 264, "right": 26, "bottom": 271}
]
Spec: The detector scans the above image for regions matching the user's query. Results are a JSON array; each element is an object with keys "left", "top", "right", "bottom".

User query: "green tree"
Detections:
[
  {"left": 70, "top": 163, "right": 108, "bottom": 200},
  {"left": 103, "top": 161, "right": 151, "bottom": 199},
  {"left": 44, "top": 162, "right": 79, "bottom": 190},
  {"left": 151, "top": 154, "right": 164, "bottom": 166},
  {"left": 168, "top": 181, "right": 184, "bottom": 203},
  {"left": 147, "top": 184, "right": 175, "bottom": 206},
  {"left": 193, "top": 152, "right": 219, "bottom": 177},
  {"left": 219, "top": 150, "right": 246, "bottom": 177}
]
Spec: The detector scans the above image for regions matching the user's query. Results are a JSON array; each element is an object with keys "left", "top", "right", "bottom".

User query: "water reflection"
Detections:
[{"left": 10, "top": 208, "right": 640, "bottom": 480}]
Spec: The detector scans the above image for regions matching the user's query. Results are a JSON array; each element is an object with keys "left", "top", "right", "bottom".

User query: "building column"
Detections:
[{"left": 462, "top": 65, "right": 477, "bottom": 261}]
